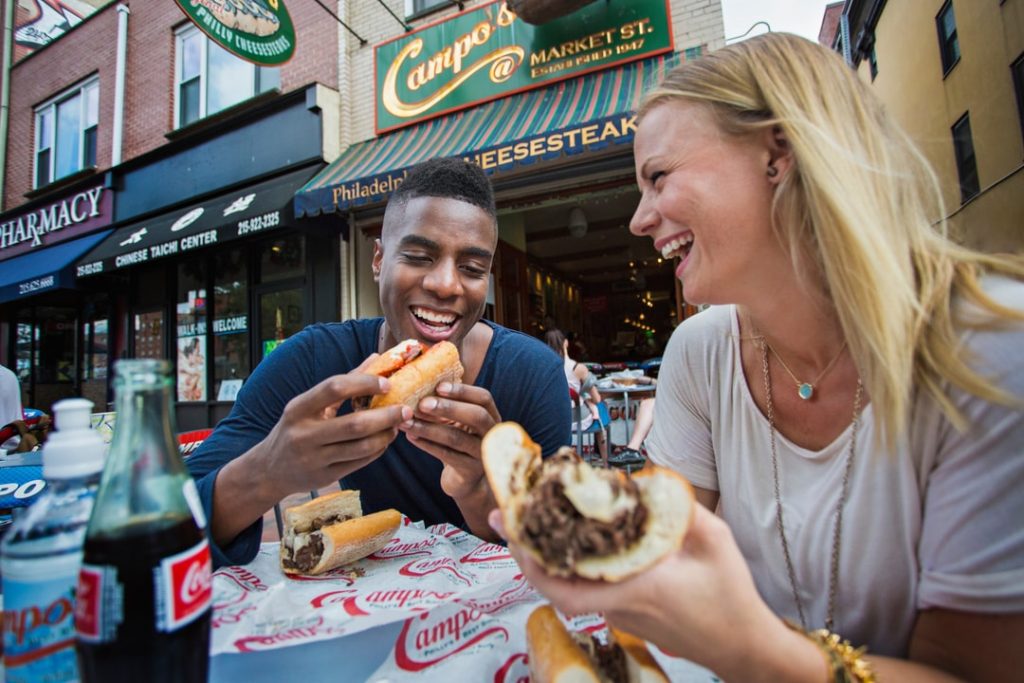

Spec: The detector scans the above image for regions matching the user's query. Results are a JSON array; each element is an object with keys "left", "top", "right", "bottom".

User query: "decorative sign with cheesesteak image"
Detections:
[{"left": 174, "top": 0, "right": 295, "bottom": 66}]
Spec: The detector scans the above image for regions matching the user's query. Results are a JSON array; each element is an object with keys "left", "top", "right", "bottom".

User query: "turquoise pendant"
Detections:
[{"left": 798, "top": 383, "right": 814, "bottom": 400}]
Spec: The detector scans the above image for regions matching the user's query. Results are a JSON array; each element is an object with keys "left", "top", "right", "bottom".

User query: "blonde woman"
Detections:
[{"left": 495, "top": 33, "right": 1024, "bottom": 681}]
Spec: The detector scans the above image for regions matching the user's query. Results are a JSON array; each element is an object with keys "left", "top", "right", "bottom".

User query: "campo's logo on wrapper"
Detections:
[
  {"left": 399, "top": 557, "right": 473, "bottom": 586},
  {"left": 156, "top": 539, "right": 212, "bottom": 632},
  {"left": 456, "top": 575, "right": 537, "bottom": 615},
  {"left": 459, "top": 541, "right": 513, "bottom": 565},
  {"left": 313, "top": 588, "right": 456, "bottom": 616},
  {"left": 233, "top": 617, "right": 348, "bottom": 652},
  {"left": 494, "top": 652, "right": 531, "bottom": 683},
  {"left": 369, "top": 536, "right": 438, "bottom": 559},
  {"left": 395, "top": 608, "right": 509, "bottom": 671}
]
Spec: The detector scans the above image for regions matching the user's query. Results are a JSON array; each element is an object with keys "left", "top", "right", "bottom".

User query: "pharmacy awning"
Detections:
[
  {"left": 295, "top": 53, "right": 680, "bottom": 218},
  {"left": 0, "top": 229, "right": 112, "bottom": 304}
]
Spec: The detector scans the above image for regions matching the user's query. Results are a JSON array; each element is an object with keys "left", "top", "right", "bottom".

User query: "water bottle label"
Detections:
[
  {"left": 154, "top": 538, "right": 212, "bottom": 632},
  {"left": 3, "top": 561, "right": 80, "bottom": 682},
  {"left": 75, "top": 563, "right": 122, "bottom": 644}
]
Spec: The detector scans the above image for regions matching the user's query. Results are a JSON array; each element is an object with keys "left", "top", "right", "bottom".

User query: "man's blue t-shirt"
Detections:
[{"left": 186, "top": 318, "right": 571, "bottom": 567}]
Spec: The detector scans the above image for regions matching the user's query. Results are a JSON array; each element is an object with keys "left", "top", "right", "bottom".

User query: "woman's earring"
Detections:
[{"left": 766, "top": 165, "right": 778, "bottom": 178}]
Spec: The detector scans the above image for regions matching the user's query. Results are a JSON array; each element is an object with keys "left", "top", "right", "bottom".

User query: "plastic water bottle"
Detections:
[{"left": 1, "top": 398, "right": 106, "bottom": 683}]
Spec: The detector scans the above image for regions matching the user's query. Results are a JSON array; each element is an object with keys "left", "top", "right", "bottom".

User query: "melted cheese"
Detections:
[{"left": 559, "top": 463, "right": 636, "bottom": 523}]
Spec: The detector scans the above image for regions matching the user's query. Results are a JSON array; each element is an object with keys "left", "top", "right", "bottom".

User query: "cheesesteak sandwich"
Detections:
[
  {"left": 353, "top": 339, "right": 464, "bottom": 411},
  {"left": 527, "top": 605, "right": 670, "bottom": 683},
  {"left": 280, "top": 490, "right": 401, "bottom": 576},
  {"left": 482, "top": 422, "right": 693, "bottom": 581}
]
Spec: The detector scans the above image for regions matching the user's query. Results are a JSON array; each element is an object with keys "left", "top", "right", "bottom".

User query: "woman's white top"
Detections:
[
  {"left": 564, "top": 356, "right": 594, "bottom": 431},
  {"left": 646, "top": 277, "right": 1024, "bottom": 656}
]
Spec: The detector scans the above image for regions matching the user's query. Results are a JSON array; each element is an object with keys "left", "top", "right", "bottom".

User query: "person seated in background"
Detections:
[
  {"left": 186, "top": 157, "right": 571, "bottom": 568},
  {"left": 608, "top": 397, "right": 654, "bottom": 466},
  {"left": 545, "top": 329, "right": 609, "bottom": 466},
  {"left": 497, "top": 33, "right": 1024, "bottom": 682}
]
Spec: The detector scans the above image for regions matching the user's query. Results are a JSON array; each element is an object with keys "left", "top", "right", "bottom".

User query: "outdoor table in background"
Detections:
[
  {"left": 598, "top": 381, "right": 656, "bottom": 446},
  {"left": 208, "top": 519, "right": 717, "bottom": 682}
]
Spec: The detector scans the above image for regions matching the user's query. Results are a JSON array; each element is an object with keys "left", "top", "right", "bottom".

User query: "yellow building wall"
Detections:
[{"left": 867, "top": 0, "right": 1024, "bottom": 253}]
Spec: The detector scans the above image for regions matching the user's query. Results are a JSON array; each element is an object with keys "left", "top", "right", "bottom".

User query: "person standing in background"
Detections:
[{"left": 0, "top": 364, "right": 23, "bottom": 452}]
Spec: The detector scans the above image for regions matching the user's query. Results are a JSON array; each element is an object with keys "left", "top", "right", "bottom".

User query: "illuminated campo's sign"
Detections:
[
  {"left": 175, "top": 0, "right": 295, "bottom": 66},
  {"left": 374, "top": 0, "right": 672, "bottom": 133}
]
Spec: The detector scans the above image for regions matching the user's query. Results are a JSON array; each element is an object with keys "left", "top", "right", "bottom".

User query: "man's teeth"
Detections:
[
  {"left": 413, "top": 307, "right": 456, "bottom": 324},
  {"left": 660, "top": 234, "right": 693, "bottom": 259}
]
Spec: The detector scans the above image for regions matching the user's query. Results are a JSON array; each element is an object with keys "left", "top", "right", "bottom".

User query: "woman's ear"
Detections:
[{"left": 764, "top": 124, "right": 794, "bottom": 184}]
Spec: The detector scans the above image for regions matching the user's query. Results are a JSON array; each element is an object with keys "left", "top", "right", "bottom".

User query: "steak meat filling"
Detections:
[
  {"left": 292, "top": 532, "right": 324, "bottom": 572},
  {"left": 519, "top": 467, "right": 648, "bottom": 570},
  {"left": 281, "top": 513, "right": 354, "bottom": 571}
]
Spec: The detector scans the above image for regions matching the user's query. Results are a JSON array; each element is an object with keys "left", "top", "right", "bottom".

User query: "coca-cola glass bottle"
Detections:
[{"left": 75, "top": 359, "right": 212, "bottom": 682}]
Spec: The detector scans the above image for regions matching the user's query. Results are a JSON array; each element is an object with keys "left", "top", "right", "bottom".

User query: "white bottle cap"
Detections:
[{"left": 43, "top": 398, "right": 107, "bottom": 479}]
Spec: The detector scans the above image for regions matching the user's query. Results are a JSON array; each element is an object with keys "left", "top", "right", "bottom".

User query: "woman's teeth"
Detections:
[{"left": 660, "top": 234, "right": 694, "bottom": 259}]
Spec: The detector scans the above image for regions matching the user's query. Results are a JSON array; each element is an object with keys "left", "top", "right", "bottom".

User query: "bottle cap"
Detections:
[{"left": 43, "top": 398, "right": 107, "bottom": 479}]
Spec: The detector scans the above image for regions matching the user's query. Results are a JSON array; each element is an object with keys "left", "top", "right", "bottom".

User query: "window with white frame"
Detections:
[
  {"left": 406, "top": 0, "right": 451, "bottom": 18},
  {"left": 34, "top": 78, "right": 99, "bottom": 188},
  {"left": 175, "top": 25, "right": 280, "bottom": 128}
]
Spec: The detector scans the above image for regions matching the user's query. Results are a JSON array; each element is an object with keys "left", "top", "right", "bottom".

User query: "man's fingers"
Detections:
[
  {"left": 432, "top": 383, "right": 502, "bottom": 424},
  {"left": 314, "top": 404, "right": 411, "bottom": 448},
  {"left": 287, "top": 373, "right": 389, "bottom": 419}
]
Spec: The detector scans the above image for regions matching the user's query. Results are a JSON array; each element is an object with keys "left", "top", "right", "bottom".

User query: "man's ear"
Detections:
[
  {"left": 371, "top": 238, "right": 384, "bottom": 282},
  {"left": 764, "top": 124, "right": 795, "bottom": 184}
]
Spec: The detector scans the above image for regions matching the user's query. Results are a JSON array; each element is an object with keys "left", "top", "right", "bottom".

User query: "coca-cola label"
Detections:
[
  {"left": 75, "top": 563, "right": 123, "bottom": 644},
  {"left": 154, "top": 538, "right": 212, "bottom": 632}
]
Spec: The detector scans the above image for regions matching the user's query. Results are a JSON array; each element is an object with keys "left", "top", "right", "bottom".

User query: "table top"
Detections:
[{"left": 210, "top": 520, "right": 717, "bottom": 682}]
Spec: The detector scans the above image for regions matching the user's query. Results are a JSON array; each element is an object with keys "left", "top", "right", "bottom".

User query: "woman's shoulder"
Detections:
[{"left": 665, "top": 306, "right": 734, "bottom": 354}]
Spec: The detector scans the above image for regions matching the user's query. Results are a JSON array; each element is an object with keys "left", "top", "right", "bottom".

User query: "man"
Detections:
[{"left": 187, "top": 158, "right": 571, "bottom": 568}]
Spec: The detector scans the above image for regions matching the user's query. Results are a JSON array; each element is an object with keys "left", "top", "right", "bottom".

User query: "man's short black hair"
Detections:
[{"left": 389, "top": 157, "right": 496, "bottom": 219}]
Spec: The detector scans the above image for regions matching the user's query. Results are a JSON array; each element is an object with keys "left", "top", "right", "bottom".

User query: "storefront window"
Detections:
[
  {"left": 134, "top": 310, "right": 165, "bottom": 359},
  {"left": 35, "top": 308, "right": 76, "bottom": 384},
  {"left": 15, "top": 319, "right": 34, "bottom": 386},
  {"left": 213, "top": 250, "right": 249, "bottom": 402},
  {"left": 260, "top": 234, "right": 305, "bottom": 283},
  {"left": 259, "top": 288, "right": 304, "bottom": 359},
  {"left": 176, "top": 260, "right": 208, "bottom": 402}
]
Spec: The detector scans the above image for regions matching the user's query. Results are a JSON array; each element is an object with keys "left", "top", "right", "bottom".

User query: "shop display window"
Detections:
[
  {"left": 15, "top": 319, "right": 35, "bottom": 387},
  {"left": 259, "top": 234, "right": 305, "bottom": 283},
  {"left": 176, "top": 260, "right": 208, "bottom": 402},
  {"left": 259, "top": 288, "right": 305, "bottom": 359},
  {"left": 213, "top": 250, "right": 250, "bottom": 402},
  {"left": 34, "top": 308, "right": 76, "bottom": 384},
  {"left": 133, "top": 310, "right": 165, "bottom": 360}
]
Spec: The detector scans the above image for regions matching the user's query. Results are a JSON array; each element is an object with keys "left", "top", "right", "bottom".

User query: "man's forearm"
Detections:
[{"left": 210, "top": 446, "right": 281, "bottom": 547}]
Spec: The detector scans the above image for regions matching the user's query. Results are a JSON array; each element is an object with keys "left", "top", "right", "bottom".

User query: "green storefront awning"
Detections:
[{"left": 294, "top": 52, "right": 681, "bottom": 218}]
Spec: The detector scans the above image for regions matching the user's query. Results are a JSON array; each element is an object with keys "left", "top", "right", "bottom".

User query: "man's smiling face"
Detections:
[{"left": 374, "top": 195, "right": 496, "bottom": 350}]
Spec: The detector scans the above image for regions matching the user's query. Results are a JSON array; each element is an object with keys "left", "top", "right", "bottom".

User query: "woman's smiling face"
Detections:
[{"left": 630, "top": 100, "right": 788, "bottom": 307}]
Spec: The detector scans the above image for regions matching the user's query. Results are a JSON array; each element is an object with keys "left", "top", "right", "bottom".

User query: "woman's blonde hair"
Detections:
[{"left": 640, "top": 32, "right": 1024, "bottom": 443}]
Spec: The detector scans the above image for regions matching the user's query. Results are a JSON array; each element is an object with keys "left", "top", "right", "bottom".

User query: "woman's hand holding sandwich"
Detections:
[
  {"left": 212, "top": 368, "right": 411, "bottom": 549},
  {"left": 489, "top": 503, "right": 827, "bottom": 683}
]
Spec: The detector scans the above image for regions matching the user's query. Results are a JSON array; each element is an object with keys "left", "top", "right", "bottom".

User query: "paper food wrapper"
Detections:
[{"left": 212, "top": 519, "right": 716, "bottom": 681}]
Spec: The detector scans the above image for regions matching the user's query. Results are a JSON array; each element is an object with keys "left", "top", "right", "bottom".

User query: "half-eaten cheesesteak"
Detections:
[
  {"left": 482, "top": 422, "right": 693, "bottom": 581},
  {"left": 280, "top": 490, "right": 401, "bottom": 576}
]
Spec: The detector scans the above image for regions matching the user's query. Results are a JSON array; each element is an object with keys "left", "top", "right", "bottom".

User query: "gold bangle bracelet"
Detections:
[{"left": 785, "top": 621, "right": 877, "bottom": 683}]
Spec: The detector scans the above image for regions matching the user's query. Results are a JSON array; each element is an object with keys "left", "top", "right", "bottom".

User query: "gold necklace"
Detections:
[
  {"left": 763, "top": 339, "right": 847, "bottom": 400},
  {"left": 759, "top": 338, "right": 863, "bottom": 632}
]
